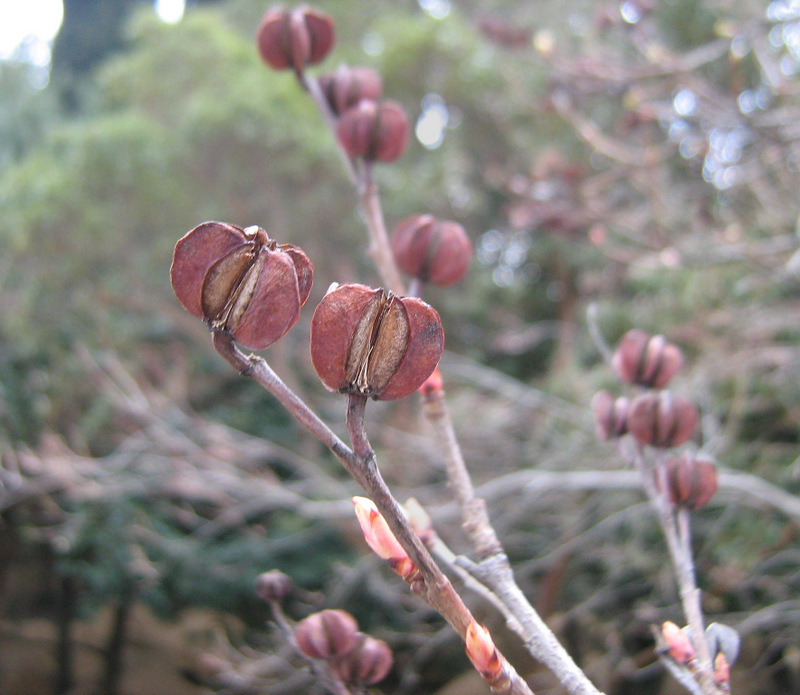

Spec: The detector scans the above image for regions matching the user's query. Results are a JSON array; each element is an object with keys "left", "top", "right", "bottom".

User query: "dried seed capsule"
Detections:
[
  {"left": 294, "top": 609, "right": 358, "bottom": 661},
  {"left": 254, "top": 570, "right": 294, "bottom": 603},
  {"left": 336, "top": 100, "right": 409, "bottom": 163},
  {"left": 318, "top": 65, "right": 382, "bottom": 116},
  {"left": 170, "top": 221, "right": 313, "bottom": 350},
  {"left": 390, "top": 215, "right": 473, "bottom": 287},
  {"left": 591, "top": 390, "right": 629, "bottom": 440},
  {"left": 256, "top": 6, "right": 335, "bottom": 75},
  {"left": 612, "top": 329, "right": 683, "bottom": 389},
  {"left": 657, "top": 453, "right": 718, "bottom": 510},
  {"left": 310, "top": 284, "right": 443, "bottom": 401},
  {"left": 627, "top": 391, "right": 698, "bottom": 448},
  {"left": 334, "top": 632, "right": 393, "bottom": 685}
]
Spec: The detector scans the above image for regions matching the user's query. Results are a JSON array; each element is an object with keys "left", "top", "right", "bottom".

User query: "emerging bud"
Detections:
[
  {"left": 612, "top": 329, "right": 683, "bottom": 389},
  {"left": 318, "top": 65, "right": 383, "bottom": 116},
  {"left": 714, "top": 652, "right": 730, "bottom": 689},
  {"left": 591, "top": 390, "right": 629, "bottom": 440},
  {"left": 390, "top": 215, "right": 474, "bottom": 287},
  {"left": 336, "top": 100, "right": 409, "bottom": 162},
  {"left": 352, "top": 496, "right": 416, "bottom": 580},
  {"left": 334, "top": 632, "right": 394, "bottom": 685},
  {"left": 310, "top": 284, "right": 444, "bottom": 401},
  {"left": 627, "top": 391, "right": 698, "bottom": 448},
  {"left": 657, "top": 453, "right": 718, "bottom": 510},
  {"left": 294, "top": 609, "right": 358, "bottom": 661},
  {"left": 661, "top": 621, "right": 696, "bottom": 665},
  {"left": 254, "top": 570, "right": 294, "bottom": 603},
  {"left": 171, "top": 222, "right": 313, "bottom": 350},
  {"left": 418, "top": 366, "right": 444, "bottom": 398},
  {"left": 465, "top": 621, "right": 503, "bottom": 681},
  {"left": 256, "top": 6, "right": 335, "bottom": 75}
]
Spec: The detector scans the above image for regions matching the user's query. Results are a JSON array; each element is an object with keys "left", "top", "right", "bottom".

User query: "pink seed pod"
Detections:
[
  {"left": 294, "top": 609, "right": 358, "bottom": 661},
  {"left": 656, "top": 453, "right": 718, "bottom": 510},
  {"left": 310, "top": 284, "right": 443, "bottom": 401},
  {"left": 318, "top": 65, "right": 383, "bottom": 116},
  {"left": 333, "top": 632, "right": 393, "bottom": 685},
  {"left": 256, "top": 6, "right": 335, "bottom": 75},
  {"left": 390, "top": 214, "right": 474, "bottom": 287},
  {"left": 591, "top": 390, "right": 629, "bottom": 440},
  {"left": 170, "top": 222, "right": 313, "bottom": 350},
  {"left": 612, "top": 329, "right": 683, "bottom": 389},
  {"left": 627, "top": 391, "right": 698, "bottom": 448},
  {"left": 336, "top": 100, "right": 410, "bottom": 163}
]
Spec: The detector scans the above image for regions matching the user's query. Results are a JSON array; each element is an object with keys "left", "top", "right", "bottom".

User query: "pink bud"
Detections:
[
  {"left": 352, "top": 497, "right": 416, "bottom": 579},
  {"left": 661, "top": 621, "right": 695, "bottom": 665},
  {"left": 465, "top": 621, "right": 502, "bottom": 681},
  {"left": 714, "top": 652, "right": 730, "bottom": 688}
]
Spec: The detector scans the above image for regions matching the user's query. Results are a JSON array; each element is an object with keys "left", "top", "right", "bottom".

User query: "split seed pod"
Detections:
[
  {"left": 310, "top": 283, "right": 443, "bottom": 401},
  {"left": 612, "top": 329, "right": 683, "bottom": 389},
  {"left": 334, "top": 633, "right": 394, "bottom": 686},
  {"left": 170, "top": 221, "right": 313, "bottom": 350},
  {"left": 657, "top": 453, "right": 718, "bottom": 510},
  {"left": 336, "top": 100, "right": 410, "bottom": 163},
  {"left": 627, "top": 391, "right": 698, "bottom": 448},
  {"left": 256, "top": 6, "right": 335, "bottom": 75},
  {"left": 591, "top": 390, "right": 629, "bottom": 440},
  {"left": 390, "top": 214, "right": 473, "bottom": 287},
  {"left": 319, "top": 65, "right": 383, "bottom": 116},
  {"left": 294, "top": 609, "right": 359, "bottom": 661}
]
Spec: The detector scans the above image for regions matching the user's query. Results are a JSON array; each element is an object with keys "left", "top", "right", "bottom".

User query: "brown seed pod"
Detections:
[
  {"left": 591, "top": 390, "right": 629, "bottom": 440},
  {"left": 657, "top": 453, "right": 718, "bottom": 510},
  {"left": 254, "top": 570, "right": 294, "bottom": 603},
  {"left": 318, "top": 65, "right": 383, "bottom": 116},
  {"left": 627, "top": 391, "right": 698, "bottom": 448},
  {"left": 170, "top": 222, "right": 313, "bottom": 350},
  {"left": 390, "top": 214, "right": 474, "bottom": 287},
  {"left": 612, "top": 329, "right": 683, "bottom": 389},
  {"left": 334, "top": 633, "right": 393, "bottom": 685},
  {"left": 256, "top": 6, "right": 335, "bottom": 74},
  {"left": 294, "top": 609, "right": 359, "bottom": 661},
  {"left": 336, "top": 100, "right": 409, "bottom": 163},
  {"left": 310, "top": 283, "right": 443, "bottom": 401}
]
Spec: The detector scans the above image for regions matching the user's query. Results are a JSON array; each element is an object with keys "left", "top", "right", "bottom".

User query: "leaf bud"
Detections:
[
  {"left": 656, "top": 453, "right": 718, "bottom": 510},
  {"left": 627, "top": 391, "right": 698, "bottom": 448},
  {"left": 254, "top": 570, "right": 294, "bottom": 603},
  {"left": 390, "top": 214, "right": 474, "bottom": 287},
  {"left": 334, "top": 632, "right": 393, "bottom": 685},
  {"left": 591, "top": 390, "right": 629, "bottom": 440},
  {"left": 465, "top": 621, "right": 503, "bottom": 681},
  {"left": 310, "top": 283, "right": 443, "bottom": 401},
  {"left": 318, "top": 65, "right": 382, "bottom": 116},
  {"left": 351, "top": 496, "right": 417, "bottom": 580},
  {"left": 661, "top": 621, "right": 696, "bottom": 665},
  {"left": 256, "top": 6, "right": 335, "bottom": 75},
  {"left": 170, "top": 222, "right": 313, "bottom": 350},
  {"left": 294, "top": 609, "right": 358, "bottom": 661},
  {"left": 612, "top": 329, "right": 683, "bottom": 389},
  {"left": 336, "top": 100, "right": 409, "bottom": 162}
]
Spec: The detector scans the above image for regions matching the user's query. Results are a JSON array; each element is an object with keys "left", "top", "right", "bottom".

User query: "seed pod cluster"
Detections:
[
  {"left": 170, "top": 221, "right": 313, "bottom": 349},
  {"left": 390, "top": 214, "right": 473, "bottom": 287},
  {"left": 310, "top": 283, "right": 444, "bottom": 401},
  {"left": 256, "top": 6, "right": 335, "bottom": 75}
]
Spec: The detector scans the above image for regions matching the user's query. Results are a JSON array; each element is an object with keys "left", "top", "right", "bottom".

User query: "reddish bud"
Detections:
[
  {"left": 171, "top": 222, "right": 313, "bottom": 350},
  {"left": 418, "top": 366, "right": 444, "bottom": 398},
  {"left": 256, "top": 6, "right": 335, "bottom": 75},
  {"left": 714, "top": 652, "right": 730, "bottom": 688},
  {"left": 465, "top": 621, "right": 503, "bottom": 681},
  {"left": 627, "top": 391, "right": 698, "bottom": 448},
  {"left": 336, "top": 100, "right": 409, "bottom": 162},
  {"left": 318, "top": 65, "right": 383, "bottom": 116},
  {"left": 294, "top": 609, "right": 358, "bottom": 660},
  {"left": 657, "top": 453, "right": 718, "bottom": 510},
  {"left": 352, "top": 496, "right": 417, "bottom": 580},
  {"left": 254, "top": 570, "right": 294, "bottom": 603},
  {"left": 310, "top": 284, "right": 443, "bottom": 401},
  {"left": 390, "top": 215, "right": 473, "bottom": 287},
  {"left": 661, "top": 621, "right": 696, "bottom": 665},
  {"left": 612, "top": 329, "right": 683, "bottom": 389},
  {"left": 591, "top": 390, "right": 629, "bottom": 440},
  {"left": 334, "top": 632, "right": 393, "bottom": 685}
]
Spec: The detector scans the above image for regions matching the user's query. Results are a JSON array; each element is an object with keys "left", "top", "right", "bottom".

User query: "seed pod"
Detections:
[
  {"left": 390, "top": 215, "right": 473, "bottom": 287},
  {"left": 591, "top": 390, "right": 629, "bottom": 440},
  {"left": 310, "top": 284, "right": 443, "bottom": 401},
  {"left": 334, "top": 632, "right": 393, "bottom": 685},
  {"left": 256, "top": 6, "right": 335, "bottom": 75},
  {"left": 294, "top": 609, "right": 358, "bottom": 661},
  {"left": 336, "top": 100, "right": 409, "bottom": 163},
  {"left": 657, "top": 453, "right": 718, "bottom": 510},
  {"left": 627, "top": 391, "right": 698, "bottom": 448},
  {"left": 170, "top": 221, "right": 313, "bottom": 350},
  {"left": 318, "top": 65, "right": 382, "bottom": 116},
  {"left": 612, "top": 329, "right": 683, "bottom": 389},
  {"left": 254, "top": 570, "right": 294, "bottom": 603}
]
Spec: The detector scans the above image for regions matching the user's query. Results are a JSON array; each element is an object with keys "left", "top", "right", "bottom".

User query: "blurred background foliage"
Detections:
[{"left": 1, "top": 0, "right": 800, "bottom": 693}]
